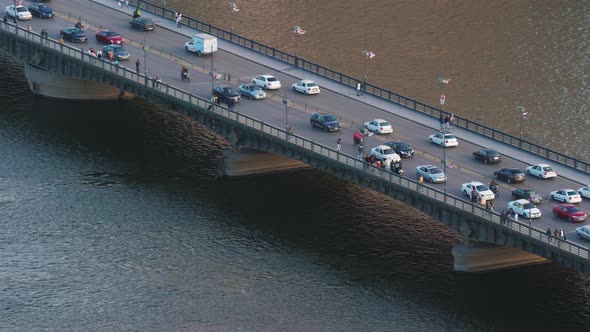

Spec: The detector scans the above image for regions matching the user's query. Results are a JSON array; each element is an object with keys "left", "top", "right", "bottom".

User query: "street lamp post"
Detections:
[
  {"left": 229, "top": 1, "right": 239, "bottom": 36},
  {"left": 283, "top": 91, "right": 292, "bottom": 134},
  {"left": 142, "top": 36, "right": 147, "bottom": 85}
]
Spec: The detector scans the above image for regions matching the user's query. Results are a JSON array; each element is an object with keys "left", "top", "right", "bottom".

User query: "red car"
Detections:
[
  {"left": 553, "top": 203, "right": 587, "bottom": 223},
  {"left": 95, "top": 30, "right": 124, "bottom": 45}
]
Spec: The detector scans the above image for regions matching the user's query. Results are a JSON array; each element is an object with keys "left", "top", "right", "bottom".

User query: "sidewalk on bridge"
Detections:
[{"left": 91, "top": 0, "right": 590, "bottom": 185}]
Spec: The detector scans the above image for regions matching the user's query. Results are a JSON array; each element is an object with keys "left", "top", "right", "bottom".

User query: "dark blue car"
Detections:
[
  {"left": 28, "top": 4, "right": 54, "bottom": 18},
  {"left": 60, "top": 27, "right": 87, "bottom": 43},
  {"left": 102, "top": 45, "right": 130, "bottom": 61}
]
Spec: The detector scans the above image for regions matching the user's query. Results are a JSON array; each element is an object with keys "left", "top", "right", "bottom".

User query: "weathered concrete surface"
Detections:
[{"left": 222, "top": 149, "right": 313, "bottom": 177}]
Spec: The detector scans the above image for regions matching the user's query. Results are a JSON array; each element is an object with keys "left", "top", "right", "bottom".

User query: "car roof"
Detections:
[
  {"left": 371, "top": 118, "right": 387, "bottom": 122},
  {"left": 300, "top": 79, "right": 314, "bottom": 83},
  {"left": 554, "top": 188, "right": 576, "bottom": 192},
  {"left": 510, "top": 199, "right": 530, "bottom": 204},
  {"left": 374, "top": 145, "right": 392, "bottom": 149},
  {"left": 417, "top": 165, "right": 437, "bottom": 169},
  {"left": 534, "top": 163, "right": 551, "bottom": 167},
  {"left": 556, "top": 203, "right": 576, "bottom": 207},
  {"left": 259, "top": 74, "right": 275, "bottom": 78},
  {"left": 465, "top": 182, "right": 484, "bottom": 186}
]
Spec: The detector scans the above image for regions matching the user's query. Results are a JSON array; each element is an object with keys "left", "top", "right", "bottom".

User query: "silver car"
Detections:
[
  {"left": 416, "top": 165, "right": 446, "bottom": 183},
  {"left": 238, "top": 83, "right": 266, "bottom": 100},
  {"left": 576, "top": 225, "right": 590, "bottom": 241}
]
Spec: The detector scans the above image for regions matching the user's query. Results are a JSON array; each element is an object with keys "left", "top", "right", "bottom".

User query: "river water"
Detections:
[{"left": 1, "top": 1, "right": 590, "bottom": 331}]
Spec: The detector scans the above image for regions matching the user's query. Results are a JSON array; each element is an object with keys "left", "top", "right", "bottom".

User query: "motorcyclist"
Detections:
[
  {"left": 353, "top": 131, "right": 362, "bottom": 145},
  {"left": 489, "top": 179, "right": 498, "bottom": 192},
  {"left": 181, "top": 66, "right": 190, "bottom": 80}
]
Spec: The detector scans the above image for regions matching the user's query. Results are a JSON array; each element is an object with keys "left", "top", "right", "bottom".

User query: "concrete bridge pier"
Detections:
[
  {"left": 221, "top": 149, "right": 313, "bottom": 177},
  {"left": 452, "top": 240, "right": 549, "bottom": 273}
]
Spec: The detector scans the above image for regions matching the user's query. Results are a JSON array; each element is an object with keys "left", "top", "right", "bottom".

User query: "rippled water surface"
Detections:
[{"left": 2, "top": 2, "right": 590, "bottom": 330}]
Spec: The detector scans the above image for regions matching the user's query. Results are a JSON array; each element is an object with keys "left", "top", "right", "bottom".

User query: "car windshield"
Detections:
[
  {"left": 267, "top": 77, "right": 278, "bottom": 82},
  {"left": 16, "top": 7, "right": 27, "bottom": 12},
  {"left": 398, "top": 143, "right": 410, "bottom": 149},
  {"left": 543, "top": 166, "right": 554, "bottom": 171},
  {"left": 250, "top": 85, "right": 261, "bottom": 91},
  {"left": 378, "top": 121, "right": 390, "bottom": 127},
  {"left": 71, "top": 28, "right": 84, "bottom": 34},
  {"left": 323, "top": 115, "right": 337, "bottom": 122},
  {"left": 105, "top": 32, "right": 118, "bottom": 36},
  {"left": 224, "top": 88, "right": 235, "bottom": 93},
  {"left": 429, "top": 167, "right": 442, "bottom": 174},
  {"left": 382, "top": 149, "right": 395, "bottom": 155},
  {"left": 522, "top": 203, "right": 536, "bottom": 209},
  {"left": 444, "top": 134, "right": 456, "bottom": 139},
  {"left": 475, "top": 185, "right": 489, "bottom": 191},
  {"left": 486, "top": 150, "right": 500, "bottom": 156},
  {"left": 567, "top": 206, "right": 581, "bottom": 213},
  {"left": 307, "top": 82, "right": 318, "bottom": 87},
  {"left": 567, "top": 191, "right": 578, "bottom": 196},
  {"left": 509, "top": 169, "right": 521, "bottom": 174}
]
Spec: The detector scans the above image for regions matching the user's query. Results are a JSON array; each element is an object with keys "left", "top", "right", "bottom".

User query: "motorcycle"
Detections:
[
  {"left": 490, "top": 184, "right": 499, "bottom": 197},
  {"left": 181, "top": 70, "right": 191, "bottom": 81},
  {"left": 353, "top": 131, "right": 363, "bottom": 145}
]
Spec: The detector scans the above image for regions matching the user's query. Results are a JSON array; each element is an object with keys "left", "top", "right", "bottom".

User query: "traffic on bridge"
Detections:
[{"left": 13, "top": 0, "right": 590, "bottom": 249}]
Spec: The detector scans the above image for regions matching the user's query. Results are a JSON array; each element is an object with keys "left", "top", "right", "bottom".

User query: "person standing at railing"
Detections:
[
  {"left": 3, "top": 16, "right": 7, "bottom": 29},
  {"left": 546, "top": 228, "right": 552, "bottom": 243}
]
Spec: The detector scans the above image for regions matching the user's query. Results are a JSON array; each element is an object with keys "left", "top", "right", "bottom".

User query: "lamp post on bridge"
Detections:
[
  {"left": 142, "top": 36, "right": 147, "bottom": 85},
  {"left": 283, "top": 90, "right": 292, "bottom": 134},
  {"left": 437, "top": 74, "right": 452, "bottom": 195}
]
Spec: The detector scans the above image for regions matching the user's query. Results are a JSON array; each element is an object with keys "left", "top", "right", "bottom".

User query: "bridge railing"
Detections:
[
  {"left": 5, "top": 22, "right": 590, "bottom": 262},
  {"left": 130, "top": 0, "right": 590, "bottom": 174}
]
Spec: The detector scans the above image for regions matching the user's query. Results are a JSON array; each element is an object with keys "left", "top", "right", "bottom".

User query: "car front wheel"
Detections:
[{"left": 569, "top": 217, "right": 574, "bottom": 223}]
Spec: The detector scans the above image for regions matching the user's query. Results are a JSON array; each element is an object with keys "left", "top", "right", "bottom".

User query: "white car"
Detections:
[
  {"left": 550, "top": 189, "right": 582, "bottom": 204},
  {"left": 462, "top": 182, "right": 495, "bottom": 201},
  {"left": 576, "top": 225, "right": 590, "bottom": 241},
  {"left": 252, "top": 75, "right": 281, "bottom": 90},
  {"left": 416, "top": 165, "right": 446, "bottom": 183},
  {"left": 292, "top": 80, "right": 320, "bottom": 95},
  {"left": 428, "top": 131, "right": 458, "bottom": 147},
  {"left": 370, "top": 145, "right": 401, "bottom": 164},
  {"left": 364, "top": 119, "right": 393, "bottom": 134},
  {"left": 579, "top": 186, "right": 590, "bottom": 199},
  {"left": 5, "top": 5, "right": 32, "bottom": 20},
  {"left": 507, "top": 199, "right": 542, "bottom": 219},
  {"left": 526, "top": 164, "right": 557, "bottom": 179}
]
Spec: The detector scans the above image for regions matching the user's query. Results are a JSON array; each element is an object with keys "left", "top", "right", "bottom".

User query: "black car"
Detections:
[
  {"left": 511, "top": 188, "right": 543, "bottom": 204},
  {"left": 473, "top": 149, "right": 502, "bottom": 164},
  {"left": 385, "top": 141, "right": 414, "bottom": 158},
  {"left": 60, "top": 27, "right": 87, "bottom": 43},
  {"left": 28, "top": 3, "right": 54, "bottom": 18},
  {"left": 103, "top": 45, "right": 131, "bottom": 61},
  {"left": 129, "top": 17, "right": 155, "bottom": 31},
  {"left": 213, "top": 85, "right": 241, "bottom": 104},
  {"left": 494, "top": 167, "right": 526, "bottom": 183},
  {"left": 310, "top": 112, "right": 341, "bottom": 132}
]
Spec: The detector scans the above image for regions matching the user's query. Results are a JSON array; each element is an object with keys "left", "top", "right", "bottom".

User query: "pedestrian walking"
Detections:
[
  {"left": 480, "top": 195, "right": 487, "bottom": 209},
  {"left": 450, "top": 113, "right": 455, "bottom": 128},
  {"left": 554, "top": 228, "right": 559, "bottom": 239},
  {"left": 108, "top": 50, "right": 114, "bottom": 61},
  {"left": 124, "top": 0, "right": 129, "bottom": 6},
  {"left": 97, "top": 50, "right": 102, "bottom": 59},
  {"left": 176, "top": 14, "right": 182, "bottom": 28},
  {"left": 560, "top": 228, "right": 566, "bottom": 241},
  {"left": 135, "top": 58, "right": 140, "bottom": 73},
  {"left": 356, "top": 82, "right": 361, "bottom": 96},
  {"left": 439, "top": 114, "right": 445, "bottom": 130},
  {"left": 444, "top": 115, "right": 450, "bottom": 129},
  {"left": 500, "top": 209, "right": 507, "bottom": 225},
  {"left": 118, "top": 0, "right": 123, "bottom": 7},
  {"left": 357, "top": 144, "right": 363, "bottom": 159},
  {"left": 3, "top": 16, "right": 8, "bottom": 29},
  {"left": 546, "top": 228, "right": 552, "bottom": 243},
  {"left": 336, "top": 138, "right": 341, "bottom": 151}
]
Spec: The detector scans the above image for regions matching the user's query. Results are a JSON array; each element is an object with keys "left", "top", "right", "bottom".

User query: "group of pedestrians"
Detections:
[
  {"left": 439, "top": 114, "right": 455, "bottom": 130},
  {"left": 545, "top": 228, "right": 566, "bottom": 243}
]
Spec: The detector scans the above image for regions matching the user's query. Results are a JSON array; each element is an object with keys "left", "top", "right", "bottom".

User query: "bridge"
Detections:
[{"left": 5, "top": 0, "right": 590, "bottom": 275}]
